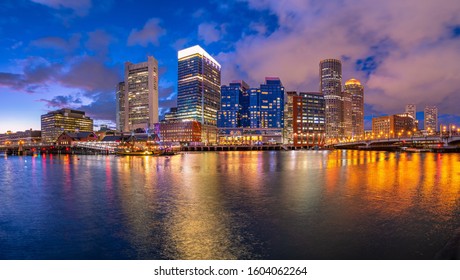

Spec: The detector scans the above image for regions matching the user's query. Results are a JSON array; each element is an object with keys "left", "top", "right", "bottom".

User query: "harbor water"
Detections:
[{"left": 0, "top": 150, "right": 459, "bottom": 259}]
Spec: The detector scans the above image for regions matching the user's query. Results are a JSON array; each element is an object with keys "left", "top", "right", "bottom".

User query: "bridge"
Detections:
[{"left": 332, "top": 135, "right": 460, "bottom": 149}]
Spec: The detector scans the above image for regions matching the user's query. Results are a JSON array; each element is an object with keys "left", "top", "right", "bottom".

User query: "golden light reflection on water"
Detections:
[
  {"left": 323, "top": 151, "right": 460, "bottom": 220},
  {"left": 114, "top": 156, "right": 161, "bottom": 258},
  {"left": 164, "top": 153, "right": 249, "bottom": 259},
  {"left": 110, "top": 151, "right": 459, "bottom": 259},
  {"left": 1, "top": 151, "right": 459, "bottom": 259}
]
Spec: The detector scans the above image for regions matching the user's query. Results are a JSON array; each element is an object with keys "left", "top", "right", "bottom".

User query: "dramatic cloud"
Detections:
[
  {"left": 217, "top": 0, "right": 460, "bottom": 118},
  {"left": 38, "top": 94, "right": 82, "bottom": 108},
  {"left": 0, "top": 72, "right": 25, "bottom": 89},
  {"left": 30, "top": 0, "right": 92, "bottom": 16},
  {"left": 366, "top": 41, "right": 460, "bottom": 115},
  {"left": 127, "top": 18, "right": 166, "bottom": 47},
  {"left": 59, "top": 56, "right": 120, "bottom": 92},
  {"left": 198, "top": 22, "right": 222, "bottom": 45},
  {"left": 75, "top": 91, "right": 116, "bottom": 122},
  {"left": 0, "top": 57, "right": 60, "bottom": 93}
]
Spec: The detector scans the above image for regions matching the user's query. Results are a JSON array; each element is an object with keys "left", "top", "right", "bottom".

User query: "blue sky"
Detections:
[{"left": 1, "top": 0, "right": 460, "bottom": 132}]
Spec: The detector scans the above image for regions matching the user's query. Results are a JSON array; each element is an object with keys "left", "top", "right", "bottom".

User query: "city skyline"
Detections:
[{"left": 1, "top": 0, "right": 460, "bottom": 132}]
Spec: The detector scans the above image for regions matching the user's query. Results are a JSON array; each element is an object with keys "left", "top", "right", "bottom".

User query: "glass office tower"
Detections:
[
  {"left": 176, "top": 45, "right": 221, "bottom": 126},
  {"left": 217, "top": 80, "right": 250, "bottom": 128}
]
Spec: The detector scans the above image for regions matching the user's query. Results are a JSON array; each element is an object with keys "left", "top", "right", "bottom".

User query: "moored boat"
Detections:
[{"left": 115, "top": 149, "right": 154, "bottom": 156}]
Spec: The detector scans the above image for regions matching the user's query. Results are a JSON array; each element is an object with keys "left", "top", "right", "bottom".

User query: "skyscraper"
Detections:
[
  {"left": 344, "top": 78, "right": 364, "bottom": 138},
  {"left": 41, "top": 109, "right": 93, "bottom": 144},
  {"left": 176, "top": 45, "right": 221, "bottom": 126},
  {"left": 320, "top": 59, "right": 343, "bottom": 140},
  {"left": 122, "top": 56, "right": 159, "bottom": 132},
  {"left": 424, "top": 105, "right": 438, "bottom": 133},
  {"left": 116, "top": 81, "right": 125, "bottom": 132},
  {"left": 176, "top": 45, "right": 221, "bottom": 143}
]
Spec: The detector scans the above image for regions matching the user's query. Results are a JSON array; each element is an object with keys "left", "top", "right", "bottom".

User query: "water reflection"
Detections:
[{"left": 0, "top": 151, "right": 459, "bottom": 260}]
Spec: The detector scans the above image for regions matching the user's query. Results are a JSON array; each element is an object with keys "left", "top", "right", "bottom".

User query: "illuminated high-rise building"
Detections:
[
  {"left": 424, "top": 105, "right": 438, "bottom": 133},
  {"left": 176, "top": 45, "right": 221, "bottom": 125},
  {"left": 41, "top": 108, "right": 93, "bottom": 144},
  {"left": 176, "top": 45, "right": 221, "bottom": 143},
  {"left": 246, "top": 78, "right": 285, "bottom": 129},
  {"left": 320, "top": 59, "right": 343, "bottom": 140},
  {"left": 285, "top": 91, "right": 325, "bottom": 146},
  {"left": 217, "top": 81, "right": 250, "bottom": 129},
  {"left": 259, "top": 77, "right": 284, "bottom": 128},
  {"left": 122, "top": 56, "right": 159, "bottom": 132},
  {"left": 116, "top": 81, "right": 125, "bottom": 132},
  {"left": 344, "top": 78, "right": 364, "bottom": 138},
  {"left": 249, "top": 88, "right": 261, "bottom": 128},
  {"left": 342, "top": 90, "right": 352, "bottom": 138}
]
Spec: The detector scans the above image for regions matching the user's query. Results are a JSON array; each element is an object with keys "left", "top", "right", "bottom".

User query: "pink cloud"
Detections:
[
  {"left": 127, "top": 18, "right": 166, "bottom": 47},
  {"left": 85, "top": 29, "right": 114, "bottom": 57},
  {"left": 59, "top": 56, "right": 119, "bottom": 92},
  {"left": 30, "top": 34, "right": 81, "bottom": 53},
  {"left": 219, "top": 0, "right": 460, "bottom": 116},
  {"left": 198, "top": 22, "right": 222, "bottom": 45}
]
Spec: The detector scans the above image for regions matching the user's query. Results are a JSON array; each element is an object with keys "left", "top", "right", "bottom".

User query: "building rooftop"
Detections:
[
  {"left": 178, "top": 45, "right": 221, "bottom": 68},
  {"left": 345, "top": 78, "right": 362, "bottom": 86}
]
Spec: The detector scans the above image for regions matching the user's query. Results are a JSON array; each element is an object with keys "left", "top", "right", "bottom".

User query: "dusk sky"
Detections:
[{"left": 1, "top": 0, "right": 460, "bottom": 132}]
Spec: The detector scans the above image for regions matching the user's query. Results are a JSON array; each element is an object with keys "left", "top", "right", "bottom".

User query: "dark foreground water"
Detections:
[{"left": 0, "top": 150, "right": 459, "bottom": 260}]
